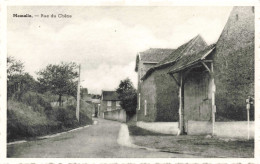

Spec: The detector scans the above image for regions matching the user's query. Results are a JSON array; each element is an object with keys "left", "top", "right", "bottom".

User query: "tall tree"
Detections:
[
  {"left": 7, "top": 56, "right": 24, "bottom": 80},
  {"left": 116, "top": 78, "right": 137, "bottom": 115},
  {"left": 7, "top": 56, "right": 36, "bottom": 98},
  {"left": 37, "top": 62, "right": 79, "bottom": 106}
]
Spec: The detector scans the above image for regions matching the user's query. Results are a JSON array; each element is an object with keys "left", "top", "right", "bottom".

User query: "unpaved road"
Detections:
[{"left": 7, "top": 118, "right": 196, "bottom": 158}]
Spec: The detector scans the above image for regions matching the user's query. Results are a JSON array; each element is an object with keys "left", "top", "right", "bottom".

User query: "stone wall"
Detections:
[
  {"left": 154, "top": 67, "right": 179, "bottom": 122},
  {"left": 137, "top": 74, "right": 157, "bottom": 122},
  {"left": 213, "top": 6, "right": 254, "bottom": 121}
]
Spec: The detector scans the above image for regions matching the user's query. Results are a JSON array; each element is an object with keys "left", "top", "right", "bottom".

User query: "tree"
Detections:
[
  {"left": 7, "top": 56, "right": 24, "bottom": 80},
  {"left": 116, "top": 78, "right": 137, "bottom": 115},
  {"left": 7, "top": 56, "right": 36, "bottom": 98},
  {"left": 37, "top": 62, "right": 79, "bottom": 106}
]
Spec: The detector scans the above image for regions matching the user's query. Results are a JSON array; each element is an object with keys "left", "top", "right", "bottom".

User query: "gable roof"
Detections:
[
  {"left": 135, "top": 48, "right": 175, "bottom": 72},
  {"left": 168, "top": 44, "right": 216, "bottom": 74},
  {"left": 101, "top": 91, "right": 120, "bottom": 101},
  {"left": 141, "top": 35, "right": 208, "bottom": 80}
]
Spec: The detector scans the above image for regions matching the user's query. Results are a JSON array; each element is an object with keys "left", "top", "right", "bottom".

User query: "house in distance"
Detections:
[{"left": 100, "top": 90, "right": 122, "bottom": 118}]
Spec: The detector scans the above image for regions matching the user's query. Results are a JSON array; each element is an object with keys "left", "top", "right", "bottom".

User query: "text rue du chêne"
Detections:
[{"left": 13, "top": 14, "right": 72, "bottom": 18}]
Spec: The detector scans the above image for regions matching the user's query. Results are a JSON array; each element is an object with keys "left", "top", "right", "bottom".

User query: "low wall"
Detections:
[
  {"left": 104, "top": 109, "right": 126, "bottom": 123},
  {"left": 136, "top": 121, "right": 179, "bottom": 135},
  {"left": 215, "top": 121, "right": 254, "bottom": 139},
  {"left": 187, "top": 121, "right": 254, "bottom": 139}
]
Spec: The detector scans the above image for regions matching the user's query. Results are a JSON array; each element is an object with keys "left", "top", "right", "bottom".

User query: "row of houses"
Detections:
[{"left": 135, "top": 6, "right": 254, "bottom": 135}]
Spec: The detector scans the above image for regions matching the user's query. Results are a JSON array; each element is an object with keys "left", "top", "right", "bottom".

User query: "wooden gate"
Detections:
[{"left": 183, "top": 70, "right": 211, "bottom": 133}]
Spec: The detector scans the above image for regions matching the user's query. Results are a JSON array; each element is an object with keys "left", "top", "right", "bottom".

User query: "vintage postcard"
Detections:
[{"left": 1, "top": 0, "right": 259, "bottom": 163}]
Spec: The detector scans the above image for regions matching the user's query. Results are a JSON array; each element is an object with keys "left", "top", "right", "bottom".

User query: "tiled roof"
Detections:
[
  {"left": 101, "top": 91, "right": 120, "bottom": 101},
  {"left": 141, "top": 35, "right": 208, "bottom": 80},
  {"left": 157, "top": 35, "right": 207, "bottom": 66},
  {"left": 140, "top": 48, "right": 175, "bottom": 62},
  {"left": 168, "top": 44, "right": 216, "bottom": 74},
  {"left": 135, "top": 48, "right": 175, "bottom": 72}
]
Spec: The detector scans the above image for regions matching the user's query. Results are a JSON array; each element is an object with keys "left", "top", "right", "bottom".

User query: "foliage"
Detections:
[
  {"left": 7, "top": 56, "right": 24, "bottom": 79},
  {"left": 116, "top": 78, "right": 137, "bottom": 114},
  {"left": 7, "top": 56, "right": 37, "bottom": 98},
  {"left": 7, "top": 100, "right": 60, "bottom": 141},
  {"left": 37, "top": 62, "right": 78, "bottom": 106},
  {"left": 8, "top": 73, "right": 37, "bottom": 98},
  {"left": 7, "top": 98, "right": 93, "bottom": 141},
  {"left": 18, "top": 91, "right": 53, "bottom": 112}
]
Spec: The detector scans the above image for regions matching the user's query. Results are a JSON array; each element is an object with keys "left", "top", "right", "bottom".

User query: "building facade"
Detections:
[
  {"left": 136, "top": 36, "right": 208, "bottom": 122},
  {"left": 100, "top": 91, "right": 122, "bottom": 118},
  {"left": 167, "top": 6, "right": 254, "bottom": 134}
]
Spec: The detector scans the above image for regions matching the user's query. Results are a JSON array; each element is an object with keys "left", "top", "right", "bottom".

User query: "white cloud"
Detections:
[
  {"left": 8, "top": 6, "right": 232, "bottom": 95},
  {"left": 8, "top": 18, "right": 161, "bottom": 94},
  {"left": 81, "top": 61, "right": 137, "bottom": 94}
]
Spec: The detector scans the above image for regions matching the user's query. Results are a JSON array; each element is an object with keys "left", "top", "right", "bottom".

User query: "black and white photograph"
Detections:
[{"left": 5, "top": 5, "right": 255, "bottom": 159}]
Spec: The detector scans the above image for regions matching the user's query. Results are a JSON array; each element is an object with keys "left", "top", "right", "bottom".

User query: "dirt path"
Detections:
[{"left": 7, "top": 118, "right": 196, "bottom": 158}]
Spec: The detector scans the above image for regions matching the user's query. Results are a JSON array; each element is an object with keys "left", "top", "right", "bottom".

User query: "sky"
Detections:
[{"left": 8, "top": 6, "right": 232, "bottom": 94}]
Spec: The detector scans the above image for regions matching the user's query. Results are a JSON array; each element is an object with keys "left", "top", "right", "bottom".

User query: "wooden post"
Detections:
[
  {"left": 211, "top": 62, "right": 216, "bottom": 135},
  {"left": 179, "top": 73, "right": 183, "bottom": 134},
  {"left": 246, "top": 97, "right": 250, "bottom": 140},
  {"left": 247, "top": 107, "right": 250, "bottom": 140},
  {"left": 76, "top": 64, "right": 81, "bottom": 122}
]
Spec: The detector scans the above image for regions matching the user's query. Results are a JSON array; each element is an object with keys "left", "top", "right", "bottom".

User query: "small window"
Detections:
[
  {"left": 116, "top": 101, "right": 120, "bottom": 106},
  {"left": 144, "top": 100, "right": 147, "bottom": 116},
  {"left": 107, "top": 101, "right": 112, "bottom": 106}
]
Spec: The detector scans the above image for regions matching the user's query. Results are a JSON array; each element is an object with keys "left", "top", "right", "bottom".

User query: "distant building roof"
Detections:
[
  {"left": 168, "top": 44, "right": 216, "bottom": 74},
  {"left": 141, "top": 35, "right": 208, "bottom": 80},
  {"left": 101, "top": 91, "right": 120, "bottom": 101},
  {"left": 135, "top": 48, "right": 175, "bottom": 72}
]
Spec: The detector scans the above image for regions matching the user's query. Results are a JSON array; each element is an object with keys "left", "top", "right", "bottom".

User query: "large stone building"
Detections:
[
  {"left": 167, "top": 6, "right": 254, "bottom": 134},
  {"left": 211, "top": 6, "right": 254, "bottom": 121},
  {"left": 136, "top": 35, "right": 208, "bottom": 122},
  {"left": 135, "top": 6, "right": 254, "bottom": 136}
]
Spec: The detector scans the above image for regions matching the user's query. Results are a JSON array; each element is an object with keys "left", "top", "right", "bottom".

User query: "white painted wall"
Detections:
[
  {"left": 136, "top": 121, "right": 179, "bottom": 135},
  {"left": 187, "top": 121, "right": 254, "bottom": 139},
  {"left": 136, "top": 121, "right": 255, "bottom": 140},
  {"left": 215, "top": 121, "right": 254, "bottom": 139}
]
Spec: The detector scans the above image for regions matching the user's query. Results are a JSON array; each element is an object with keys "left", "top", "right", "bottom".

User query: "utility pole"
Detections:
[{"left": 76, "top": 64, "right": 81, "bottom": 122}]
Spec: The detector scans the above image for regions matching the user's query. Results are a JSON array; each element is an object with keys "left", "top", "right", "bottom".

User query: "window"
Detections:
[
  {"left": 116, "top": 101, "right": 120, "bottom": 106},
  {"left": 107, "top": 107, "right": 111, "bottom": 111},
  {"left": 138, "top": 93, "right": 141, "bottom": 110},
  {"left": 107, "top": 101, "right": 112, "bottom": 106},
  {"left": 144, "top": 100, "right": 147, "bottom": 116}
]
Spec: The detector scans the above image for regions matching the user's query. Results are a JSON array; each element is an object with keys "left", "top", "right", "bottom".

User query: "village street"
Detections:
[{"left": 7, "top": 118, "right": 198, "bottom": 158}]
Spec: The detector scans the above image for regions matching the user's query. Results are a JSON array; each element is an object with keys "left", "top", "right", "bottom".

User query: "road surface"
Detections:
[{"left": 7, "top": 118, "right": 195, "bottom": 158}]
